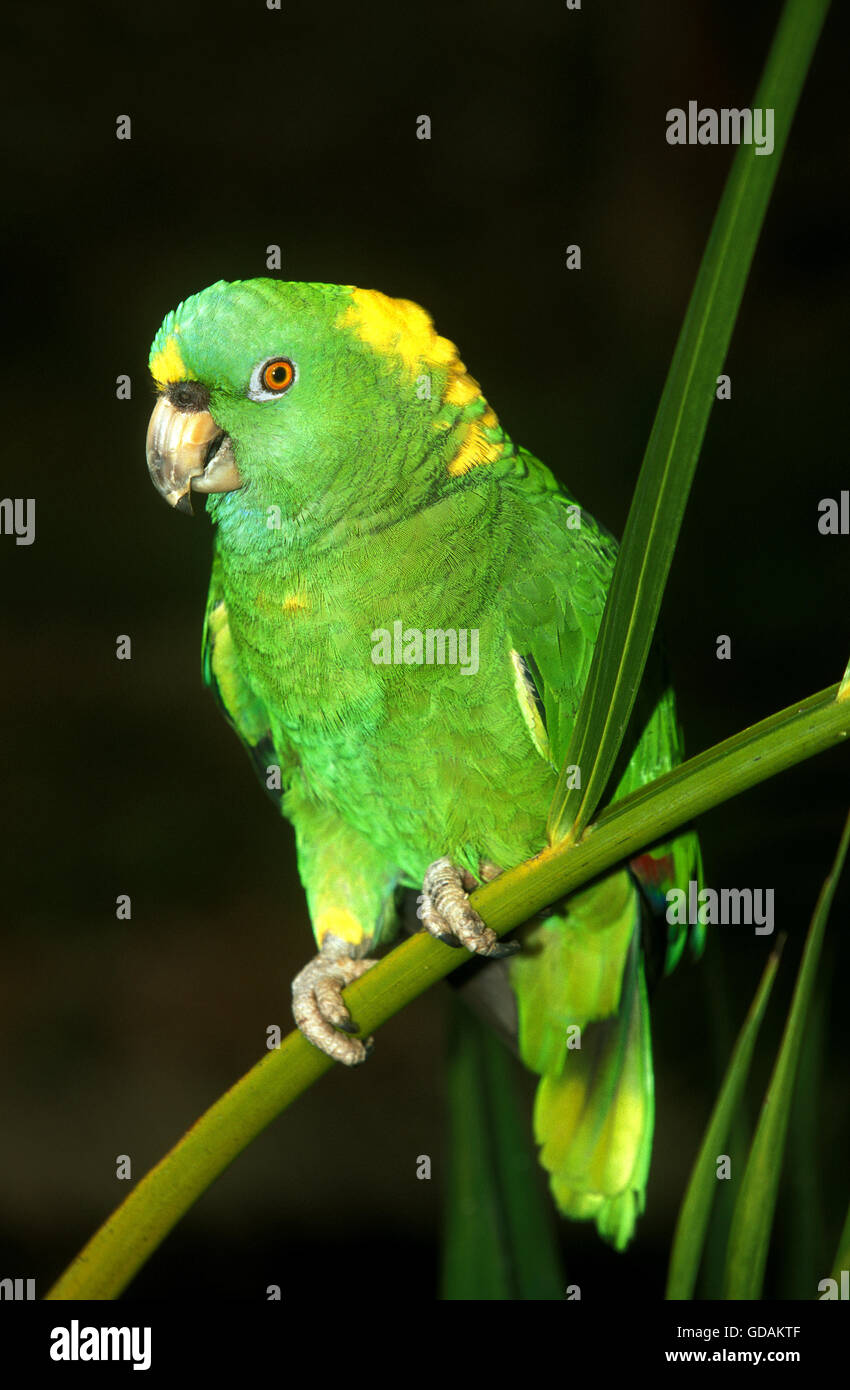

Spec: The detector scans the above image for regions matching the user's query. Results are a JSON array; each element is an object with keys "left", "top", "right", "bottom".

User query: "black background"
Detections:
[{"left": 1, "top": 0, "right": 847, "bottom": 1302}]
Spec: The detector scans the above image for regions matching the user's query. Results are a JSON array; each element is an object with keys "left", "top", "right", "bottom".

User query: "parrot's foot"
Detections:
[
  {"left": 416, "top": 856, "right": 519, "bottom": 958},
  {"left": 291, "top": 938, "right": 377, "bottom": 1066}
]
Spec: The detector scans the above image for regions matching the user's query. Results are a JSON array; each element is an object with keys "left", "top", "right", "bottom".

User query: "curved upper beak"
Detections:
[{"left": 146, "top": 396, "right": 243, "bottom": 515}]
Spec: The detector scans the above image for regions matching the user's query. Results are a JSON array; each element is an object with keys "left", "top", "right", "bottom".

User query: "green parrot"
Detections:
[{"left": 145, "top": 277, "right": 703, "bottom": 1249}]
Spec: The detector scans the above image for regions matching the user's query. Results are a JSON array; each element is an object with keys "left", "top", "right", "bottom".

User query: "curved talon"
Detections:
[
  {"left": 291, "top": 949, "right": 377, "bottom": 1066},
  {"left": 482, "top": 939, "right": 521, "bottom": 959},
  {"left": 417, "top": 856, "right": 518, "bottom": 959}
]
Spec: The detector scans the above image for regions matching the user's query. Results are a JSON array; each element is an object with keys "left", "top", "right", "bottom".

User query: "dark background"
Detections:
[{"left": 1, "top": 0, "right": 847, "bottom": 1301}]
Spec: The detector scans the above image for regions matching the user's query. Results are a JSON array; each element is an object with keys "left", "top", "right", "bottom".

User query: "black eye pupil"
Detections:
[{"left": 272, "top": 367, "right": 285, "bottom": 382}]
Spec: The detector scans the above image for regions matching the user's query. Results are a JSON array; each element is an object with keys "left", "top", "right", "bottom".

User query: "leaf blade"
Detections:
[
  {"left": 666, "top": 944, "right": 782, "bottom": 1301},
  {"left": 723, "top": 808, "right": 850, "bottom": 1299},
  {"left": 548, "top": 0, "right": 832, "bottom": 844},
  {"left": 440, "top": 999, "right": 563, "bottom": 1300}
]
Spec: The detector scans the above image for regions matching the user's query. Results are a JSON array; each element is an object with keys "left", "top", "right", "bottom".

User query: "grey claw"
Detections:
[
  {"left": 483, "top": 939, "right": 520, "bottom": 958},
  {"left": 335, "top": 1017, "right": 360, "bottom": 1034}
]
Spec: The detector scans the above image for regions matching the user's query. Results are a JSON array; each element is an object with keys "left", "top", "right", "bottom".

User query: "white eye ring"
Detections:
[{"left": 247, "top": 356, "right": 298, "bottom": 402}]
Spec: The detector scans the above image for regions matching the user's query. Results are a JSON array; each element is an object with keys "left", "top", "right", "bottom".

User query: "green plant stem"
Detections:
[{"left": 47, "top": 681, "right": 849, "bottom": 1299}]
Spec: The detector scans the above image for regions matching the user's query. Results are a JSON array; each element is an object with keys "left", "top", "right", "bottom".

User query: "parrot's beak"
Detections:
[{"left": 146, "top": 396, "right": 243, "bottom": 515}]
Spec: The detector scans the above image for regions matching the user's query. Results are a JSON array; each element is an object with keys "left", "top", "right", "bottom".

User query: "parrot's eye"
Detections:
[
  {"left": 262, "top": 359, "right": 295, "bottom": 391},
  {"left": 248, "top": 357, "right": 297, "bottom": 401}
]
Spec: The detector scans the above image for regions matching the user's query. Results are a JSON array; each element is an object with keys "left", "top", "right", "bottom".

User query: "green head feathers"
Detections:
[{"left": 147, "top": 278, "right": 510, "bottom": 529}]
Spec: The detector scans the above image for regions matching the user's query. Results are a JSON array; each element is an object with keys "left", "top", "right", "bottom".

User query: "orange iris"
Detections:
[{"left": 262, "top": 359, "right": 295, "bottom": 392}]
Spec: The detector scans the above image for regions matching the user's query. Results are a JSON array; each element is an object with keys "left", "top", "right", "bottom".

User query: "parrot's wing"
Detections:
[
  {"left": 201, "top": 554, "right": 282, "bottom": 801},
  {"left": 502, "top": 467, "right": 703, "bottom": 968},
  {"left": 503, "top": 465, "right": 702, "bottom": 1246},
  {"left": 502, "top": 471, "right": 617, "bottom": 777}
]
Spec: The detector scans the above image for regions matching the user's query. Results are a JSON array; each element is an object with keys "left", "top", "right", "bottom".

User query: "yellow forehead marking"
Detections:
[
  {"left": 341, "top": 288, "right": 458, "bottom": 377},
  {"left": 150, "top": 333, "right": 197, "bottom": 387},
  {"left": 315, "top": 905, "right": 366, "bottom": 947}
]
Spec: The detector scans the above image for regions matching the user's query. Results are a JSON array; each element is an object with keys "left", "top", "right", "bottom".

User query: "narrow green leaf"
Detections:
[
  {"left": 830, "top": 1198, "right": 850, "bottom": 1285},
  {"left": 46, "top": 682, "right": 850, "bottom": 1300},
  {"left": 440, "top": 999, "right": 563, "bottom": 1300},
  {"left": 441, "top": 999, "right": 513, "bottom": 1299},
  {"left": 693, "top": 945, "right": 754, "bottom": 1299},
  {"left": 723, "top": 809, "right": 850, "bottom": 1300},
  {"left": 782, "top": 982, "right": 826, "bottom": 1297},
  {"left": 838, "top": 655, "right": 850, "bottom": 702},
  {"left": 548, "top": 0, "right": 831, "bottom": 844},
  {"left": 666, "top": 943, "right": 782, "bottom": 1300}
]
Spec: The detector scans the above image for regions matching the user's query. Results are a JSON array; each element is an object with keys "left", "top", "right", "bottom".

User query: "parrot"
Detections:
[{"left": 145, "top": 277, "right": 703, "bottom": 1249}]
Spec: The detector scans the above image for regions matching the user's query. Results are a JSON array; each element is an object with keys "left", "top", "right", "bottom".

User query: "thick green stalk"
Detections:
[{"left": 47, "top": 680, "right": 849, "bottom": 1299}]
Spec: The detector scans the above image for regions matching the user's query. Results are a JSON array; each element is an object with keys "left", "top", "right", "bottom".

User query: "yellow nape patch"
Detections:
[
  {"left": 448, "top": 416, "right": 503, "bottom": 476},
  {"left": 342, "top": 287, "right": 504, "bottom": 475},
  {"left": 341, "top": 287, "right": 459, "bottom": 378},
  {"left": 315, "top": 906, "right": 367, "bottom": 947},
  {"left": 444, "top": 369, "right": 480, "bottom": 409},
  {"left": 150, "top": 333, "right": 196, "bottom": 387}
]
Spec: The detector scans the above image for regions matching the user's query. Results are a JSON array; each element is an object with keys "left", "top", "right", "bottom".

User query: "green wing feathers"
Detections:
[
  {"left": 201, "top": 555, "right": 286, "bottom": 800},
  {"left": 504, "top": 481, "right": 703, "bottom": 1246}
]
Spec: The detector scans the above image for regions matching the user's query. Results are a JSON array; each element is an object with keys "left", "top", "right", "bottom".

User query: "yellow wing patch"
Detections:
[
  {"left": 206, "top": 603, "right": 245, "bottom": 719},
  {"left": 150, "top": 333, "right": 197, "bottom": 387},
  {"left": 510, "top": 649, "right": 550, "bottom": 760}
]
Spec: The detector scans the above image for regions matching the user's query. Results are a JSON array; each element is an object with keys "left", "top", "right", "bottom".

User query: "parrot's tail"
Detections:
[
  {"left": 510, "top": 868, "right": 654, "bottom": 1250},
  {"left": 533, "top": 931, "right": 653, "bottom": 1250}
]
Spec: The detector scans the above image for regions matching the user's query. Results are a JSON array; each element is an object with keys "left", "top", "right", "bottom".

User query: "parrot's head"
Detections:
[{"left": 146, "top": 278, "right": 507, "bottom": 529}]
